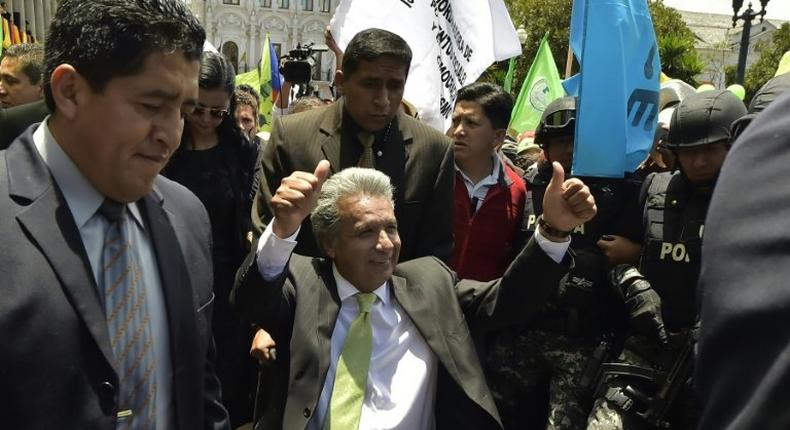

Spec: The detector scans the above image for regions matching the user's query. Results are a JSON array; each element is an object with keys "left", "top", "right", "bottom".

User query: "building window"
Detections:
[
  {"left": 260, "top": 0, "right": 272, "bottom": 7},
  {"left": 222, "top": 0, "right": 240, "bottom": 4},
  {"left": 272, "top": 43, "right": 282, "bottom": 61},
  {"left": 302, "top": 0, "right": 313, "bottom": 11},
  {"left": 279, "top": 0, "right": 290, "bottom": 9},
  {"left": 222, "top": 41, "right": 240, "bottom": 74},
  {"left": 320, "top": 0, "right": 331, "bottom": 12}
]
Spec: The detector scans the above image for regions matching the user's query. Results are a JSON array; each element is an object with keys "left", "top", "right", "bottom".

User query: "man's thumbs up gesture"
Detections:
[
  {"left": 540, "top": 162, "right": 597, "bottom": 241},
  {"left": 271, "top": 160, "right": 331, "bottom": 238}
]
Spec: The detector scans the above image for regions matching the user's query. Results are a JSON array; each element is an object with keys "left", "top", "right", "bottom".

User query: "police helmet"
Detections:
[
  {"left": 535, "top": 96, "right": 576, "bottom": 148},
  {"left": 665, "top": 90, "right": 746, "bottom": 150}
]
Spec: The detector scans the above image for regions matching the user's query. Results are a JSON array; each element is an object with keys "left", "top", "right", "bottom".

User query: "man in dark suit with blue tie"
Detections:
[{"left": 0, "top": 1, "right": 229, "bottom": 428}]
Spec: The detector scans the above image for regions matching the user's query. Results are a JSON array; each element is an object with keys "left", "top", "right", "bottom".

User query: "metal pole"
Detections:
[
  {"left": 735, "top": 7, "right": 753, "bottom": 84},
  {"left": 565, "top": 47, "right": 574, "bottom": 79}
]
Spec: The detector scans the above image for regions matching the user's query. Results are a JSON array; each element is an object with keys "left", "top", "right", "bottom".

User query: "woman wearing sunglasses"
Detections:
[{"left": 163, "top": 50, "right": 259, "bottom": 428}]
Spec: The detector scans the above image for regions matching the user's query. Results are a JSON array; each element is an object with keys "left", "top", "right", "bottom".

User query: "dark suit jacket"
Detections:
[
  {"left": 696, "top": 92, "right": 790, "bottom": 429},
  {"left": 252, "top": 99, "right": 454, "bottom": 261},
  {"left": 232, "top": 236, "right": 570, "bottom": 429},
  {"left": 0, "top": 99, "right": 50, "bottom": 150},
  {"left": 0, "top": 129, "right": 230, "bottom": 429}
]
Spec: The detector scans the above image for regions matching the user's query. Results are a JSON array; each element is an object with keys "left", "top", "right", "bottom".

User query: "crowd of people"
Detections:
[{"left": 2, "top": 0, "right": 790, "bottom": 429}]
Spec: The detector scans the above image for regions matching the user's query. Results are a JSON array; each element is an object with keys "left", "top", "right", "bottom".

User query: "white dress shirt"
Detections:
[
  {"left": 33, "top": 120, "right": 174, "bottom": 429},
  {"left": 255, "top": 220, "right": 569, "bottom": 429},
  {"left": 455, "top": 153, "right": 502, "bottom": 213}
]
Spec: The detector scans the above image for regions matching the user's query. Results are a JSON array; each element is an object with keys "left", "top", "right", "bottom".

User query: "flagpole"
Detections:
[{"left": 565, "top": 47, "right": 574, "bottom": 78}]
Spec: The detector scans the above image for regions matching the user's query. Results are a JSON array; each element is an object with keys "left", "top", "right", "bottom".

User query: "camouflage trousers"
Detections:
[
  {"left": 586, "top": 335, "right": 700, "bottom": 430},
  {"left": 486, "top": 328, "right": 598, "bottom": 430}
]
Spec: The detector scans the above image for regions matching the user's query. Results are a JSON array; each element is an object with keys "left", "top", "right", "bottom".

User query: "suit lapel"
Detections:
[
  {"left": 9, "top": 135, "right": 117, "bottom": 370},
  {"left": 138, "top": 190, "right": 199, "bottom": 428},
  {"left": 390, "top": 275, "right": 463, "bottom": 383},
  {"left": 315, "top": 260, "right": 341, "bottom": 384},
  {"left": 378, "top": 115, "right": 408, "bottom": 205},
  {"left": 319, "top": 101, "right": 344, "bottom": 173},
  {"left": 391, "top": 274, "right": 501, "bottom": 424}
]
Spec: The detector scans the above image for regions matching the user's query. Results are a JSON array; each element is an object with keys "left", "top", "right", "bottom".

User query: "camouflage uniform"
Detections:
[
  {"left": 487, "top": 324, "right": 598, "bottom": 429},
  {"left": 585, "top": 335, "right": 700, "bottom": 430},
  {"left": 485, "top": 164, "right": 639, "bottom": 430},
  {"left": 485, "top": 98, "right": 642, "bottom": 430}
]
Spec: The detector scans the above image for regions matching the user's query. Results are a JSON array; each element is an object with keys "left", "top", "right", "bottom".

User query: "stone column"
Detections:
[
  {"left": 42, "top": 0, "right": 52, "bottom": 41},
  {"left": 6, "top": 0, "right": 14, "bottom": 29},
  {"left": 246, "top": 8, "right": 256, "bottom": 71},
  {"left": 23, "top": 0, "right": 33, "bottom": 41},
  {"left": 35, "top": 0, "right": 45, "bottom": 41},
  {"left": 206, "top": 3, "right": 215, "bottom": 46}
]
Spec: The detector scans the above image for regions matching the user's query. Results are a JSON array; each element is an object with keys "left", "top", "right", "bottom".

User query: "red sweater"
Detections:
[{"left": 450, "top": 163, "right": 527, "bottom": 281}]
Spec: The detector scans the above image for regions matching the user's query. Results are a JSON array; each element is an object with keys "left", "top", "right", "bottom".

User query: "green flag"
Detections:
[
  {"left": 508, "top": 34, "right": 565, "bottom": 139},
  {"left": 235, "top": 33, "right": 275, "bottom": 133},
  {"left": 503, "top": 57, "right": 517, "bottom": 93}
]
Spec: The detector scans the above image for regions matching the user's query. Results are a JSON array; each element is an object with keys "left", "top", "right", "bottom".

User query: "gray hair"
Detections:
[{"left": 311, "top": 167, "right": 395, "bottom": 249}]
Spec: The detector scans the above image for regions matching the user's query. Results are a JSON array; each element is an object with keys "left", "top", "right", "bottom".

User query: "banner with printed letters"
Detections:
[{"left": 330, "top": 0, "right": 521, "bottom": 132}]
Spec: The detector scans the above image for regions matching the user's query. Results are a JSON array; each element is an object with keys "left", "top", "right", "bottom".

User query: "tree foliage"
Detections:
[
  {"left": 649, "top": 1, "right": 704, "bottom": 85},
  {"left": 480, "top": 0, "right": 573, "bottom": 91},
  {"left": 744, "top": 22, "right": 790, "bottom": 102},
  {"left": 490, "top": 0, "right": 703, "bottom": 93}
]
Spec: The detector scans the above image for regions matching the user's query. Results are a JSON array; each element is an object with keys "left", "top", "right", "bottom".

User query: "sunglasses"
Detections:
[{"left": 191, "top": 104, "right": 229, "bottom": 119}]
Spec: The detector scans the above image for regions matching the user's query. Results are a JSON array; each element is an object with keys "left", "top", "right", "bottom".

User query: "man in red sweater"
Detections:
[{"left": 447, "top": 82, "right": 527, "bottom": 281}]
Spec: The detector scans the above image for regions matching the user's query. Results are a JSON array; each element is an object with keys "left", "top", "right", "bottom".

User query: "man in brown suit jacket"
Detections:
[{"left": 252, "top": 28, "right": 454, "bottom": 262}]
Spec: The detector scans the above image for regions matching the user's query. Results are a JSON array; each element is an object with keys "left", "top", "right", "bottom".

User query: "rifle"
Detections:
[{"left": 598, "top": 330, "right": 695, "bottom": 428}]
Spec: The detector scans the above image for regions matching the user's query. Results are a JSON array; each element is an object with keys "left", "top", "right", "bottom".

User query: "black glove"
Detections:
[{"left": 610, "top": 265, "right": 668, "bottom": 345}]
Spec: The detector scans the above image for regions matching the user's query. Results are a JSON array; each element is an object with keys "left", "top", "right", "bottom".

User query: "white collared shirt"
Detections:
[
  {"left": 33, "top": 120, "right": 174, "bottom": 428},
  {"left": 455, "top": 153, "right": 502, "bottom": 213}
]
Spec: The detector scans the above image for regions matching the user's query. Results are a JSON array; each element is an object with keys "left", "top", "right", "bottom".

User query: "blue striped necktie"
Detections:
[{"left": 98, "top": 199, "right": 156, "bottom": 429}]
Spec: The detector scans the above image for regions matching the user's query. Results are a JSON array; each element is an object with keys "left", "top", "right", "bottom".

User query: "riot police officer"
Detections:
[
  {"left": 586, "top": 90, "right": 747, "bottom": 429},
  {"left": 485, "top": 97, "right": 641, "bottom": 429}
]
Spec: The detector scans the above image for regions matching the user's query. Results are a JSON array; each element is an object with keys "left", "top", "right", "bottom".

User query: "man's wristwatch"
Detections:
[{"left": 537, "top": 215, "right": 572, "bottom": 238}]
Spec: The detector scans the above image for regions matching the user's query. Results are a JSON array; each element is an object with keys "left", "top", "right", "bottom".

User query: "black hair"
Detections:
[
  {"left": 3, "top": 43, "right": 44, "bottom": 85},
  {"left": 455, "top": 82, "right": 513, "bottom": 130},
  {"left": 182, "top": 51, "right": 245, "bottom": 147},
  {"left": 43, "top": 0, "right": 205, "bottom": 111},
  {"left": 342, "top": 28, "right": 411, "bottom": 78}
]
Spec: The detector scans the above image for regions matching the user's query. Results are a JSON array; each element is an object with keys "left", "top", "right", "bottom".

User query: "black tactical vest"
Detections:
[
  {"left": 522, "top": 165, "right": 636, "bottom": 335},
  {"left": 640, "top": 171, "right": 709, "bottom": 331}
]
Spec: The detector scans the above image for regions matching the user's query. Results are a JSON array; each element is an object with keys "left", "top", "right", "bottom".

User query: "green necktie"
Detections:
[
  {"left": 357, "top": 131, "right": 375, "bottom": 168},
  {"left": 326, "top": 293, "right": 377, "bottom": 430}
]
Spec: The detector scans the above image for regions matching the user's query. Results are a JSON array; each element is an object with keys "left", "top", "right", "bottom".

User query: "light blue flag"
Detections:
[{"left": 564, "top": 0, "right": 660, "bottom": 178}]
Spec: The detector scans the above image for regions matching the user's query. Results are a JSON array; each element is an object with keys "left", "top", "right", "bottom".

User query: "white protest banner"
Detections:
[{"left": 330, "top": 0, "right": 521, "bottom": 132}]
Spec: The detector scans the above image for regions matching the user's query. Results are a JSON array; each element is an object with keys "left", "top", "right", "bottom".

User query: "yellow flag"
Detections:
[{"left": 776, "top": 50, "right": 790, "bottom": 77}]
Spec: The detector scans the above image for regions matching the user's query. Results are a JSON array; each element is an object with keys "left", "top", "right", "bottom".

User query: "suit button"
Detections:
[
  {"left": 303, "top": 408, "right": 311, "bottom": 418},
  {"left": 99, "top": 381, "right": 116, "bottom": 415}
]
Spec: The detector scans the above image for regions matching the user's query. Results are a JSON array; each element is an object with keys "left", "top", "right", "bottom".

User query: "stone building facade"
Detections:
[
  {"left": 680, "top": 10, "right": 787, "bottom": 87},
  {"left": 184, "top": 0, "right": 338, "bottom": 98},
  {"left": 1, "top": 0, "right": 58, "bottom": 43}
]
